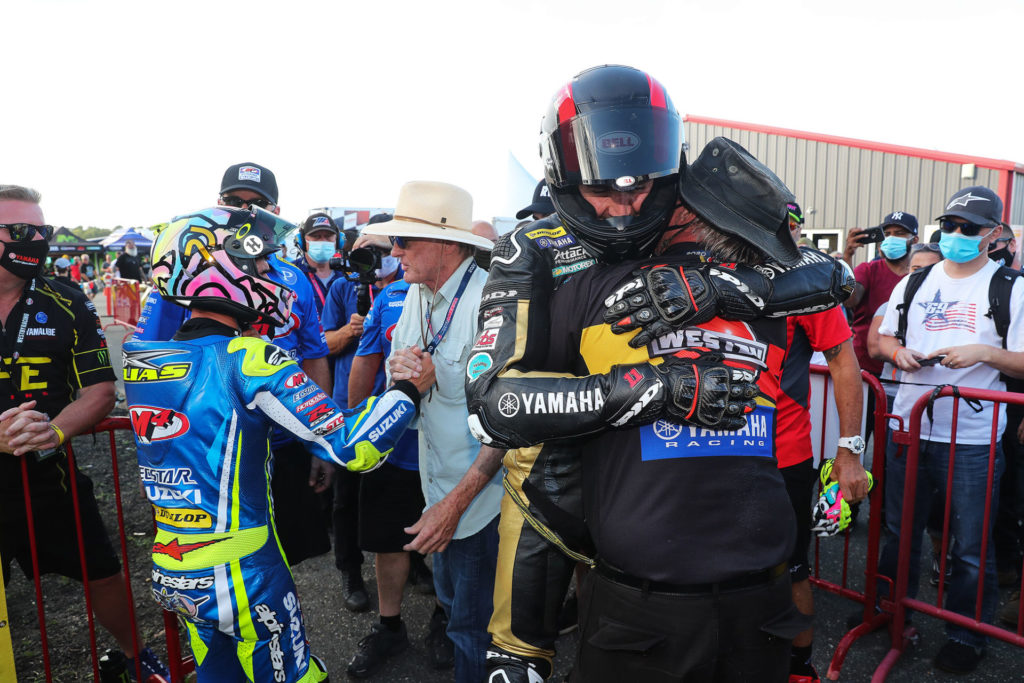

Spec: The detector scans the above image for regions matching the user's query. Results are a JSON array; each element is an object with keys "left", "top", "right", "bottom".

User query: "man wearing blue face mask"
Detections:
[
  {"left": 843, "top": 211, "right": 918, "bottom": 443},
  {"left": 875, "top": 185, "right": 1024, "bottom": 675},
  {"left": 293, "top": 212, "right": 347, "bottom": 316}
]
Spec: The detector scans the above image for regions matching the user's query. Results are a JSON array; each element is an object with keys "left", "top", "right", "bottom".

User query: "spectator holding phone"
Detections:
[{"left": 842, "top": 211, "right": 918, "bottom": 440}]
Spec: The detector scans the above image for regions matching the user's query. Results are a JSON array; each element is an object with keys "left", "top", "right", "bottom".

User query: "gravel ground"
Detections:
[{"left": 5, "top": 306, "right": 1022, "bottom": 682}]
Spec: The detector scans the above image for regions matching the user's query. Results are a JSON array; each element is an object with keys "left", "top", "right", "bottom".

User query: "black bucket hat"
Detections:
[{"left": 679, "top": 137, "right": 800, "bottom": 266}]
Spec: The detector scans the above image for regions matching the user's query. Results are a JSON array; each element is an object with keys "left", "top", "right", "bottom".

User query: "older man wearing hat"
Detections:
[{"left": 363, "top": 181, "right": 502, "bottom": 683}]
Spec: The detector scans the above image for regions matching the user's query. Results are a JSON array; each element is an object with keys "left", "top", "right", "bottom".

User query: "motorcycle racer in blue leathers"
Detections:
[{"left": 123, "top": 207, "right": 434, "bottom": 683}]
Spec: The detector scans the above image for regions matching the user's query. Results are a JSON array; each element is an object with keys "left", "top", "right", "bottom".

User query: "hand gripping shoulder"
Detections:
[
  {"left": 603, "top": 262, "right": 773, "bottom": 349},
  {"left": 759, "top": 246, "right": 855, "bottom": 317}
]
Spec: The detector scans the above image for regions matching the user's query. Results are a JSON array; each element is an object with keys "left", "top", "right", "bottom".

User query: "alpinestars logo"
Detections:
[
  {"left": 946, "top": 192, "right": 990, "bottom": 210},
  {"left": 152, "top": 537, "right": 226, "bottom": 561}
]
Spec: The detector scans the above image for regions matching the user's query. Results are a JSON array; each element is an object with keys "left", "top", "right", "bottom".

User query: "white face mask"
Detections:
[{"left": 376, "top": 255, "right": 400, "bottom": 280}]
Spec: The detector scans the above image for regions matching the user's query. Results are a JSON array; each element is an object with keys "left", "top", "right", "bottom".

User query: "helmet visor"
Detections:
[{"left": 544, "top": 106, "right": 682, "bottom": 189}]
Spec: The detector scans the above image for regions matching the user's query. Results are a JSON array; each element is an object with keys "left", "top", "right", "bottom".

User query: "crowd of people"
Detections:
[
  {"left": 2, "top": 62, "right": 1022, "bottom": 683},
  {"left": 45, "top": 237, "right": 151, "bottom": 299}
]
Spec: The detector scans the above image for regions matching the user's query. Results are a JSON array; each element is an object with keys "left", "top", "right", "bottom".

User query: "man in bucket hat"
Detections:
[
  {"left": 361, "top": 181, "right": 502, "bottom": 683},
  {"left": 467, "top": 63, "right": 857, "bottom": 683},
  {"left": 472, "top": 135, "right": 863, "bottom": 682}
]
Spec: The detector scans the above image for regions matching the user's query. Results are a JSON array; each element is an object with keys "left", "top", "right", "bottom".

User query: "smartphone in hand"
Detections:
[
  {"left": 855, "top": 227, "right": 885, "bottom": 244},
  {"left": 916, "top": 355, "right": 946, "bottom": 367}
]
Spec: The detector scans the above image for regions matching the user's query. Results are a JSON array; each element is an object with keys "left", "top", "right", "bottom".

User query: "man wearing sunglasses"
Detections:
[
  {"left": 0, "top": 185, "right": 169, "bottom": 679},
  {"left": 876, "top": 185, "right": 1024, "bottom": 674},
  {"left": 989, "top": 221, "right": 1019, "bottom": 271}
]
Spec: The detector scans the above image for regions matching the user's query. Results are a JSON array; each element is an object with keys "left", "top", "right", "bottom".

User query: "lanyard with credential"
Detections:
[{"left": 422, "top": 262, "right": 476, "bottom": 354}]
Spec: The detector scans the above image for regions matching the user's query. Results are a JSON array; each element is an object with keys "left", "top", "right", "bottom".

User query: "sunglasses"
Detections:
[
  {"left": 987, "top": 237, "right": 1012, "bottom": 250},
  {"left": 0, "top": 223, "right": 55, "bottom": 241},
  {"left": 911, "top": 243, "right": 941, "bottom": 253},
  {"left": 221, "top": 194, "right": 274, "bottom": 210},
  {"left": 938, "top": 219, "right": 995, "bottom": 237},
  {"left": 389, "top": 235, "right": 429, "bottom": 249}
]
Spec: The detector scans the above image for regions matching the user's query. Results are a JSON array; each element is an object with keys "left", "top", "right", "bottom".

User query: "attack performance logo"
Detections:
[{"left": 130, "top": 405, "right": 191, "bottom": 444}]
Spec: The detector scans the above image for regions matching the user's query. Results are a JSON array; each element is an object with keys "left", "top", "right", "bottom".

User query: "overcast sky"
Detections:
[{"left": 5, "top": 0, "right": 1022, "bottom": 230}]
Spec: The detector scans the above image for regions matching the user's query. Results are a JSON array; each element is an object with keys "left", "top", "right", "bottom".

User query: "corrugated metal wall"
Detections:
[
  {"left": 685, "top": 122, "right": 1003, "bottom": 233},
  {"left": 1010, "top": 172, "right": 1024, "bottom": 224}
]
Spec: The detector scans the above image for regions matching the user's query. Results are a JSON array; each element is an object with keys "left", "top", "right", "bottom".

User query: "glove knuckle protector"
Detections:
[
  {"left": 603, "top": 266, "right": 721, "bottom": 349},
  {"left": 654, "top": 352, "right": 758, "bottom": 431}
]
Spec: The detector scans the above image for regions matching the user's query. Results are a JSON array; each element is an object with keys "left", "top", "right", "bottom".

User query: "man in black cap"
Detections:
[
  {"left": 841, "top": 209, "right": 918, "bottom": 445},
  {"left": 219, "top": 162, "right": 280, "bottom": 213},
  {"left": 876, "top": 185, "right": 1024, "bottom": 674},
  {"left": 515, "top": 180, "right": 555, "bottom": 223}
]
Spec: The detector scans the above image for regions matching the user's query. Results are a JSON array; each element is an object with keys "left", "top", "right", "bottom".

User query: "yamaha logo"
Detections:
[
  {"left": 498, "top": 393, "right": 520, "bottom": 418},
  {"left": 653, "top": 420, "right": 683, "bottom": 440}
]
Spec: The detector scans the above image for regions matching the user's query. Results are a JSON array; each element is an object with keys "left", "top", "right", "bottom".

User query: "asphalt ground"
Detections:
[{"left": 92, "top": 302, "right": 1023, "bottom": 682}]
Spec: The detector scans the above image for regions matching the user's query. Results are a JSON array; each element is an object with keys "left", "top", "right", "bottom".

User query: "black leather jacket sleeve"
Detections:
[{"left": 465, "top": 221, "right": 661, "bottom": 449}]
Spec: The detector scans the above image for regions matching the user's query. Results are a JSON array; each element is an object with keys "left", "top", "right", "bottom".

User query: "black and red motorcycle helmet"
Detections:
[{"left": 541, "top": 64, "right": 684, "bottom": 262}]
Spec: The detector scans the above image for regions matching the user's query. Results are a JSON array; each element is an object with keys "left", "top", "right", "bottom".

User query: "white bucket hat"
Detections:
[{"left": 363, "top": 181, "right": 494, "bottom": 250}]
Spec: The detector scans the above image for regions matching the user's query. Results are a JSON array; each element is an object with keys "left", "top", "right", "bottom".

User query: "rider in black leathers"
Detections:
[{"left": 465, "top": 65, "right": 854, "bottom": 682}]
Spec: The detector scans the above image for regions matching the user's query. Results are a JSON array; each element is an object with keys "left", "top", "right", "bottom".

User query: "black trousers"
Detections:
[
  {"left": 270, "top": 441, "right": 332, "bottom": 566},
  {"left": 332, "top": 466, "right": 364, "bottom": 572},
  {"left": 573, "top": 568, "right": 805, "bottom": 683}
]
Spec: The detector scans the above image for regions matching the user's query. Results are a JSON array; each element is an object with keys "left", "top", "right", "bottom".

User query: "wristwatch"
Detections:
[{"left": 837, "top": 435, "right": 866, "bottom": 456}]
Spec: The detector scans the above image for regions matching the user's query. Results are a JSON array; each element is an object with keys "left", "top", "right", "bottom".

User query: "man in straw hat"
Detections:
[{"left": 361, "top": 181, "right": 501, "bottom": 683}]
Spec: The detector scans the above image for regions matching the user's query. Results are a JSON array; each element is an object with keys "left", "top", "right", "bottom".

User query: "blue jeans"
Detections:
[
  {"left": 433, "top": 515, "right": 499, "bottom": 683},
  {"left": 879, "top": 436, "right": 1004, "bottom": 649}
]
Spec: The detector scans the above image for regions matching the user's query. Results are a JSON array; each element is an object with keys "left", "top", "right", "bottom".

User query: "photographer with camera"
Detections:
[
  {"left": 842, "top": 211, "right": 918, "bottom": 440},
  {"left": 321, "top": 215, "right": 400, "bottom": 613}
]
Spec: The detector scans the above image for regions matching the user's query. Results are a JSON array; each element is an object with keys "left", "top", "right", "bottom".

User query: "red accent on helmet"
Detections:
[{"left": 647, "top": 74, "right": 667, "bottom": 109}]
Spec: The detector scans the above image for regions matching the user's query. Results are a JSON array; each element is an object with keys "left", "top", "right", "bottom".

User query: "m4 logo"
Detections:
[{"left": 130, "top": 405, "right": 190, "bottom": 444}]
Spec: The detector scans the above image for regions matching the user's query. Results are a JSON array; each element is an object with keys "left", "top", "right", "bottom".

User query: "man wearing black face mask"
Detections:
[
  {"left": 989, "top": 221, "right": 1020, "bottom": 270},
  {"left": 0, "top": 185, "right": 169, "bottom": 679}
]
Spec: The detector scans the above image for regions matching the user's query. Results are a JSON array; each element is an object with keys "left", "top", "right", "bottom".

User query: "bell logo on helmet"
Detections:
[
  {"left": 615, "top": 176, "right": 637, "bottom": 189},
  {"left": 598, "top": 132, "right": 641, "bottom": 155}
]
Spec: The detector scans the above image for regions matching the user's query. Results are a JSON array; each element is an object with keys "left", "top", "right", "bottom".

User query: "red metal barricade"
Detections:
[
  {"left": 103, "top": 278, "right": 143, "bottom": 334},
  {"left": 8, "top": 417, "right": 194, "bottom": 682},
  {"left": 865, "top": 386, "right": 1024, "bottom": 681},
  {"left": 802, "top": 367, "right": 893, "bottom": 679}
]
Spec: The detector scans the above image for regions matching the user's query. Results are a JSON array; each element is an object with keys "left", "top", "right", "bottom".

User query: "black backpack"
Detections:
[{"left": 895, "top": 264, "right": 1022, "bottom": 386}]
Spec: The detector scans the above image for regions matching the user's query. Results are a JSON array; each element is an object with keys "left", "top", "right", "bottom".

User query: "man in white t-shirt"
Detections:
[{"left": 875, "top": 186, "right": 1024, "bottom": 674}]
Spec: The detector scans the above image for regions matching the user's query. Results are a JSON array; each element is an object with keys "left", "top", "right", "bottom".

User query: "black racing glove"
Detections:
[
  {"left": 651, "top": 352, "right": 759, "bottom": 431},
  {"left": 485, "top": 647, "right": 551, "bottom": 683},
  {"left": 603, "top": 263, "right": 772, "bottom": 349},
  {"left": 606, "top": 351, "right": 759, "bottom": 432},
  {"left": 762, "top": 246, "right": 856, "bottom": 317}
]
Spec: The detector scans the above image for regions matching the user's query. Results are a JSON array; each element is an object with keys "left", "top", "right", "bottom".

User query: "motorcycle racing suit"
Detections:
[
  {"left": 123, "top": 319, "right": 420, "bottom": 682},
  {"left": 464, "top": 215, "right": 853, "bottom": 678}
]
